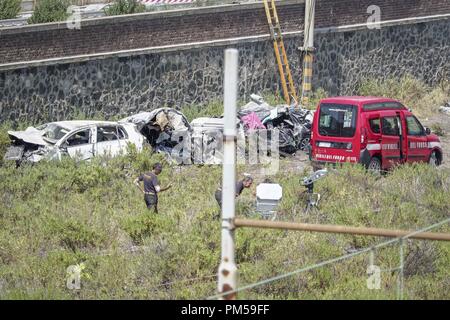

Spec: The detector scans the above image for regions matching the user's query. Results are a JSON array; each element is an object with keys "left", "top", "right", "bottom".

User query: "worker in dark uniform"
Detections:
[
  {"left": 134, "top": 163, "right": 171, "bottom": 213},
  {"left": 215, "top": 175, "right": 254, "bottom": 209}
]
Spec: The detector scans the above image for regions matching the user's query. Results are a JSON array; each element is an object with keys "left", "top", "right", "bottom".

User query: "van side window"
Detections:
[
  {"left": 406, "top": 116, "right": 424, "bottom": 136},
  {"left": 381, "top": 117, "right": 400, "bottom": 136},
  {"left": 369, "top": 118, "right": 381, "bottom": 133}
]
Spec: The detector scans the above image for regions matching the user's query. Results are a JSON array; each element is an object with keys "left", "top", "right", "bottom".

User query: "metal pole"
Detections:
[
  {"left": 217, "top": 48, "right": 239, "bottom": 300},
  {"left": 300, "top": 0, "right": 315, "bottom": 107},
  {"left": 397, "top": 240, "right": 405, "bottom": 300},
  {"left": 234, "top": 218, "right": 450, "bottom": 241}
]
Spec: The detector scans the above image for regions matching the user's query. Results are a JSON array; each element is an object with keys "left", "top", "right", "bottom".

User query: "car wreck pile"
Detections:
[
  {"left": 120, "top": 94, "right": 313, "bottom": 164},
  {"left": 4, "top": 95, "right": 313, "bottom": 165},
  {"left": 238, "top": 94, "right": 313, "bottom": 154}
]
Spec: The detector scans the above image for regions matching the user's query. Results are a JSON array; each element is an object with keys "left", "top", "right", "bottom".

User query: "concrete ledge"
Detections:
[
  {"left": 0, "top": 13, "right": 448, "bottom": 72},
  {"left": 0, "top": 0, "right": 304, "bottom": 35},
  {"left": 316, "top": 12, "right": 450, "bottom": 34}
]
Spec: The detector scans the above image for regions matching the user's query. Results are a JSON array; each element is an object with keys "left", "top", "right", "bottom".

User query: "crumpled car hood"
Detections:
[{"left": 8, "top": 127, "right": 49, "bottom": 146}]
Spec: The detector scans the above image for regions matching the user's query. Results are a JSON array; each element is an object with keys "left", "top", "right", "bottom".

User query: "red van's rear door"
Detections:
[
  {"left": 314, "top": 103, "right": 359, "bottom": 163},
  {"left": 379, "top": 112, "right": 403, "bottom": 169}
]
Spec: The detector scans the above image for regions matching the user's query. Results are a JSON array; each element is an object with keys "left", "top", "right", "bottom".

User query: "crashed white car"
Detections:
[{"left": 4, "top": 121, "right": 144, "bottom": 163}]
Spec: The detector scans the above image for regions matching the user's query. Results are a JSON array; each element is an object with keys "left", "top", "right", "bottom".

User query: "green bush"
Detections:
[
  {"left": 28, "top": 0, "right": 70, "bottom": 24},
  {"left": 121, "top": 213, "right": 173, "bottom": 245},
  {"left": 0, "top": 123, "right": 12, "bottom": 166},
  {"left": 0, "top": 95, "right": 449, "bottom": 299},
  {"left": 0, "top": 0, "right": 21, "bottom": 20},
  {"left": 431, "top": 124, "right": 445, "bottom": 136},
  {"left": 47, "top": 218, "right": 108, "bottom": 251},
  {"left": 357, "top": 75, "right": 450, "bottom": 117},
  {"left": 104, "top": 0, "right": 146, "bottom": 16}
]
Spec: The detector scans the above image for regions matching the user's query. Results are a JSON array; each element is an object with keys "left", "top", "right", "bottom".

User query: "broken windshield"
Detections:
[
  {"left": 41, "top": 123, "right": 70, "bottom": 143},
  {"left": 319, "top": 104, "right": 357, "bottom": 137}
]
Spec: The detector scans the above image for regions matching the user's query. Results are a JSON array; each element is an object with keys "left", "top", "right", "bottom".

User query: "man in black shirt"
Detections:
[
  {"left": 215, "top": 175, "right": 254, "bottom": 209},
  {"left": 134, "top": 163, "right": 171, "bottom": 213}
]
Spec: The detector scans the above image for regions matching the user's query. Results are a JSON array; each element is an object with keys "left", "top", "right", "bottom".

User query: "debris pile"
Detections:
[
  {"left": 439, "top": 102, "right": 450, "bottom": 115},
  {"left": 120, "top": 108, "right": 191, "bottom": 157},
  {"left": 121, "top": 95, "right": 314, "bottom": 164},
  {"left": 238, "top": 94, "right": 313, "bottom": 154},
  {"left": 5, "top": 97, "right": 314, "bottom": 165}
]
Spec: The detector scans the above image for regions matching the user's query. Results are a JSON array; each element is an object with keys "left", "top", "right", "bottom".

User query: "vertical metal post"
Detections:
[
  {"left": 397, "top": 240, "right": 405, "bottom": 300},
  {"left": 217, "top": 49, "right": 239, "bottom": 300},
  {"left": 300, "top": 0, "right": 315, "bottom": 108},
  {"left": 369, "top": 249, "right": 375, "bottom": 267}
]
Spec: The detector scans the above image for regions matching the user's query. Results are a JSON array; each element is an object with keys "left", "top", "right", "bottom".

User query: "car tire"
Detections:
[
  {"left": 367, "top": 157, "right": 382, "bottom": 174},
  {"left": 299, "top": 137, "right": 310, "bottom": 151},
  {"left": 429, "top": 151, "right": 440, "bottom": 167}
]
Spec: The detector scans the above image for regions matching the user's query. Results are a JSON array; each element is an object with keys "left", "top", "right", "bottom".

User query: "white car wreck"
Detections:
[{"left": 4, "top": 121, "right": 144, "bottom": 163}]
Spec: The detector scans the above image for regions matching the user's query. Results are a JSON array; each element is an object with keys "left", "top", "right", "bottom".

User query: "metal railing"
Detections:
[{"left": 211, "top": 217, "right": 450, "bottom": 300}]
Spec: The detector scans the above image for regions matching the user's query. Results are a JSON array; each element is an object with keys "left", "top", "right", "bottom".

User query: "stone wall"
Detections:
[
  {"left": 1, "top": 0, "right": 450, "bottom": 64},
  {"left": 1, "top": 18, "right": 448, "bottom": 124}
]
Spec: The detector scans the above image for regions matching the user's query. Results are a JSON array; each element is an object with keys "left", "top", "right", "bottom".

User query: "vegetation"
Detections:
[
  {"left": 0, "top": 0, "right": 21, "bottom": 20},
  {"left": 0, "top": 78, "right": 449, "bottom": 299},
  {"left": 431, "top": 124, "right": 445, "bottom": 137},
  {"left": 28, "top": 0, "right": 70, "bottom": 24},
  {"left": 357, "top": 75, "right": 450, "bottom": 117},
  {"left": 104, "top": 0, "right": 145, "bottom": 16},
  {"left": 0, "top": 135, "right": 449, "bottom": 299}
]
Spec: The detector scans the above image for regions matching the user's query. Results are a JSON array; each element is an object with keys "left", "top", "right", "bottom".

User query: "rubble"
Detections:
[
  {"left": 119, "top": 108, "right": 191, "bottom": 159},
  {"left": 120, "top": 95, "right": 314, "bottom": 163},
  {"left": 439, "top": 102, "right": 450, "bottom": 115},
  {"left": 4, "top": 96, "right": 314, "bottom": 165},
  {"left": 238, "top": 94, "right": 313, "bottom": 154}
]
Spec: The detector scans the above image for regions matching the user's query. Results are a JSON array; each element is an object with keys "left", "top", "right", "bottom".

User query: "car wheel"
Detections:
[
  {"left": 429, "top": 151, "right": 439, "bottom": 167},
  {"left": 368, "top": 157, "right": 381, "bottom": 174},
  {"left": 299, "top": 137, "right": 310, "bottom": 151}
]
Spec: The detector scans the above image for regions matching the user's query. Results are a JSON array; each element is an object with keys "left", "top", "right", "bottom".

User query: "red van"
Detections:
[{"left": 310, "top": 97, "right": 443, "bottom": 172}]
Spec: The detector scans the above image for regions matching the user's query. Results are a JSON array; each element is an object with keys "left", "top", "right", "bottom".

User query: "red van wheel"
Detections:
[{"left": 368, "top": 157, "right": 381, "bottom": 174}]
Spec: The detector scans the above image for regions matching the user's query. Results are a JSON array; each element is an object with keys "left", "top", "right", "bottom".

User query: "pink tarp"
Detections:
[{"left": 241, "top": 112, "right": 266, "bottom": 130}]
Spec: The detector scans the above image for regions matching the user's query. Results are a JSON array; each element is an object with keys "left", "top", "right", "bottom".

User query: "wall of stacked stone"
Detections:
[
  {"left": 1, "top": 0, "right": 450, "bottom": 64},
  {"left": 0, "top": 19, "right": 449, "bottom": 124}
]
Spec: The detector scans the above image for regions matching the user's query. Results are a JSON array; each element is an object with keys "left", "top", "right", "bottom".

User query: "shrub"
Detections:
[
  {"left": 28, "top": 0, "right": 70, "bottom": 24},
  {"left": 181, "top": 100, "right": 223, "bottom": 122},
  {"left": 0, "top": 0, "right": 21, "bottom": 20},
  {"left": 357, "top": 75, "right": 450, "bottom": 117},
  {"left": 47, "top": 218, "right": 108, "bottom": 251},
  {"left": 104, "top": 0, "right": 145, "bottom": 16},
  {"left": 431, "top": 124, "right": 445, "bottom": 136},
  {"left": 0, "top": 123, "right": 12, "bottom": 166},
  {"left": 121, "top": 213, "right": 173, "bottom": 245}
]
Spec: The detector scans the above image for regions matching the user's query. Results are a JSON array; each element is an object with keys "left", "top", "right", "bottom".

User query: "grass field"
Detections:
[{"left": 0, "top": 77, "right": 449, "bottom": 299}]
